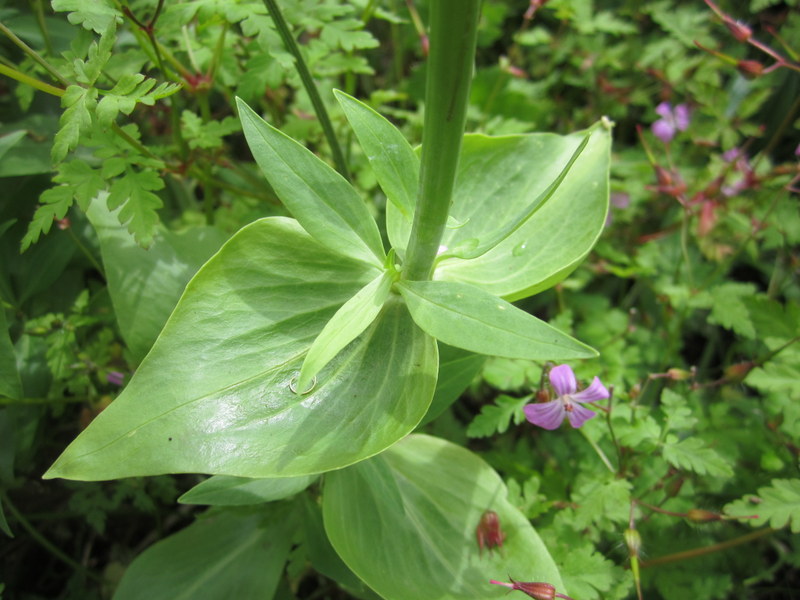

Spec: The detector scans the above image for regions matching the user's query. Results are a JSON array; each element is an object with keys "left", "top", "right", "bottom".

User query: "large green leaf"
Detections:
[
  {"left": 237, "top": 98, "right": 385, "bottom": 266},
  {"left": 323, "top": 434, "right": 564, "bottom": 600},
  {"left": 420, "top": 343, "right": 485, "bottom": 426},
  {"left": 113, "top": 505, "right": 296, "bottom": 600},
  {"left": 44, "top": 218, "right": 437, "bottom": 480},
  {"left": 387, "top": 125, "right": 611, "bottom": 300},
  {"left": 301, "top": 495, "right": 382, "bottom": 600},
  {"left": 398, "top": 280, "right": 596, "bottom": 360},
  {"left": 86, "top": 197, "right": 227, "bottom": 362},
  {"left": 297, "top": 270, "right": 393, "bottom": 392},
  {"left": 334, "top": 90, "right": 418, "bottom": 237},
  {"left": 178, "top": 474, "right": 317, "bottom": 506}
]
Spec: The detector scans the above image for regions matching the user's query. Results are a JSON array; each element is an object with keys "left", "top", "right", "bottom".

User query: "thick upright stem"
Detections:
[{"left": 402, "top": 0, "right": 481, "bottom": 281}]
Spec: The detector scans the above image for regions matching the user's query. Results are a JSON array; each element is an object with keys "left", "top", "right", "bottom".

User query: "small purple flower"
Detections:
[
  {"left": 651, "top": 102, "right": 691, "bottom": 143},
  {"left": 107, "top": 371, "right": 125, "bottom": 386},
  {"left": 524, "top": 365, "right": 609, "bottom": 430}
]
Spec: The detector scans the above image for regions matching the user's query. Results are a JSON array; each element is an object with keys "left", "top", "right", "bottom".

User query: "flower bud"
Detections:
[
  {"left": 624, "top": 528, "right": 642, "bottom": 557},
  {"left": 725, "top": 20, "right": 752, "bottom": 42},
  {"left": 490, "top": 579, "right": 574, "bottom": 600},
  {"left": 724, "top": 361, "right": 754, "bottom": 381},
  {"left": 667, "top": 368, "right": 693, "bottom": 381},
  {"left": 687, "top": 509, "right": 722, "bottom": 522},
  {"left": 476, "top": 510, "right": 505, "bottom": 556},
  {"left": 737, "top": 60, "right": 764, "bottom": 79}
]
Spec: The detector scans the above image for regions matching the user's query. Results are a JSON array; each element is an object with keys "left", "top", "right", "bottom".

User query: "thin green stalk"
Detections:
[
  {"left": 402, "top": 0, "right": 481, "bottom": 281},
  {"left": 640, "top": 528, "right": 775, "bottom": 568},
  {"left": 261, "top": 0, "right": 350, "bottom": 181},
  {"left": 30, "top": 0, "right": 54, "bottom": 56},
  {"left": 0, "top": 21, "right": 69, "bottom": 87},
  {"left": 0, "top": 63, "right": 64, "bottom": 97},
  {"left": 580, "top": 427, "right": 616, "bottom": 473},
  {"left": 2, "top": 494, "right": 105, "bottom": 583}
]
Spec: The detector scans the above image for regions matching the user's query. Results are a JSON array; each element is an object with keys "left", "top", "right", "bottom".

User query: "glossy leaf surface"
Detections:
[
  {"left": 323, "top": 434, "right": 564, "bottom": 600},
  {"left": 398, "top": 280, "right": 596, "bottom": 360},
  {"left": 86, "top": 198, "right": 227, "bottom": 362},
  {"left": 435, "top": 126, "right": 610, "bottom": 300},
  {"left": 420, "top": 343, "right": 485, "bottom": 426},
  {"left": 297, "top": 270, "right": 393, "bottom": 392},
  {"left": 178, "top": 474, "right": 317, "bottom": 506},
  {"left": 113, "top": 505, "right": 295, "bottom": 600},
  {"left": 334, "top": 90, "right": 418, "bottom": 243},
  {"left": 238, "top": 98, "right": 384, "bottom": 266},
  {"left": 45, "top": 218, "right": 437, "bottom": 480},
  {"left": 387, "top": 126, "right": 610, "bottom": 300}
]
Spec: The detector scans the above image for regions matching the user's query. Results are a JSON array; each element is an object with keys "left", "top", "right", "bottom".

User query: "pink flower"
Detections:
[
  {"left": 523, "top": 365, "right": 609, "bottom": 430},
  {"left": 651, "top": 102, "right": 691, "bottom": 143}
]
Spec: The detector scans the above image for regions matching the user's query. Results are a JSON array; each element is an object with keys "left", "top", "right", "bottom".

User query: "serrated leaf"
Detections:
[
  {"left": 97, "top": 77, "right": 182, "bottom": 126},
  {"left": 553, "top": 544, "right": 621, "bottom": 600},
  {"left": 44, "top": 218, "right": 437, "bottom": 480},
  {"left": 297, "top": 270, "right": 393, "bottom": 392},
  {"left": 178, "top": 474, "right": 317, "bottom": 506},
  {"left": 319, "top": 18, "right": 378, "bottom": 51},
  {"left": 72, "top": 22, "right": 115, "bottom": 86},
  {"left": 107, "top": 169, "right": 164, "bottom": 248},
  {"left": 20, "top": 186, "right": 74, "bottom": 252},
  {"left": 237, "top": 97, "right": 384, "bottom": 266},
  {"left": 746, "top": 361, "right": 800, "bottom": 396},
  {"left": 180, "top": 111, "right": 240, "bottom": 150},
  {"left": 397, "top": 280, "right": 596, "bottom": 360},
  {"left": 467, "top": 394, "right": 529, "bottom": 438},
  {"left": 52, "top": 85, "right": 97, "bottom": 164},
  {"left": 660, "top": 388, "right": 697, "bottom": 431},
  {"left": 323, "top": 434, "right": 564, "bottom": 600},
  {"left": 662, "top": 436, "right": 733, "bottom": 478},
  {"left": 707, "top": 283, "right": 758, "bottom": 339},
  {"left": 51, "top": 0, "right": 121, "bottom": 33},
  {"left": 571, "top": 477, "right": 632, "bottom": 530},
  {"left": 724, "top": 479, "right": 800, "bottom": 533}
]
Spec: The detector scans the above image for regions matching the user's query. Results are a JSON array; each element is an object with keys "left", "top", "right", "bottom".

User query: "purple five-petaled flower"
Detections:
[
  {"left": 524, "top": 365, "right": 609, "bottom": 430},
  {"left": 651, "top": 102, "right": 691, "bottom": 143}
]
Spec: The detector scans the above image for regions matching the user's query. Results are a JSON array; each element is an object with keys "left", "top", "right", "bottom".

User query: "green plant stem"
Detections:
[
  {"left": 402, "top": 0, "right": 481, "bottom": 281},
  {"left": 2, "top": 494, "right": 105, "bottom": 583},
  {"left": 0, "top": 21, "right": 69, "bottom": 87},
  {"left": 261, "top": 0, "right": 350, "bottom": 181},
  {"left": 30, "top": 0, "right": 54, "bottom": 56},
  {"left": 580, "top": 427, "right": 616, "bottom": 473},
  {"left": 640, "top": 527, "right": 775, "bottom": 569},
  {"left": 0, "top": 63, "right": 64, "bottom": 97}
]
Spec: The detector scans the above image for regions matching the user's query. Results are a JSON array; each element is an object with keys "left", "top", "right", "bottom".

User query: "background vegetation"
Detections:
[{"left": 1, "top": 0, "right": 799, "bottom": 598}]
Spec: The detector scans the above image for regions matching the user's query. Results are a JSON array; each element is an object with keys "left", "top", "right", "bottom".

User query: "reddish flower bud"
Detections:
[
  {"left": 737, "top": 60, "right": 764, "bottom": 79},
  {"left": 725, "top": 361, "right": 755, "bottom": 381},
  {"left": 476, "top": 510, "right": 505, "bottom": 556},
  {"left": 725, "top": 20, "right": 752, "bottom": 42},
  {"left": 687, "top": 509, "right": 722, "bottom": 522},
  {"left": 490, "top": 579, "right": 574, "bottom": 600}
]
